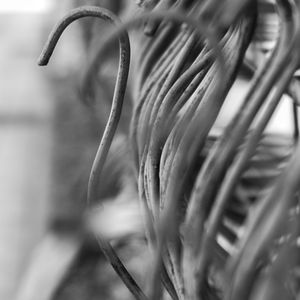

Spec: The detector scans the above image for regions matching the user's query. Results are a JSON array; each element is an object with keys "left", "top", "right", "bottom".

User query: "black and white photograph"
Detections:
[{"left": 1, "top": 0, "right": 300, "bottom": 299}]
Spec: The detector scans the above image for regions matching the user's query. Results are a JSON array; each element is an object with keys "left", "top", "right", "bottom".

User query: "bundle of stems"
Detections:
[{"left": 38, "top": 0, "right": 300, "bottom": 299}]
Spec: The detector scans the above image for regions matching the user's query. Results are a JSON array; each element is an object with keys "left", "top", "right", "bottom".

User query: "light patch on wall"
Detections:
[{"left": 0, "top": 0, "right": 53, "bottom": 13}]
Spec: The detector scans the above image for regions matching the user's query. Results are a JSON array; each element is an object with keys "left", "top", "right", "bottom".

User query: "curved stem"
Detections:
[
  {"left": 38, "top": 6, "right": 149, "bottom": 300},
  {"left": 292, "top": 101, "right": 299, "bottom": 141}
]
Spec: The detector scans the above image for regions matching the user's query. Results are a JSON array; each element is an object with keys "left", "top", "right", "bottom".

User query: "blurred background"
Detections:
[
  {"left": 0, "top": 1, "right": 97, "bottom": 299},
  {"left": 0, "top": 1, "right": 55, "bottom": 299}
]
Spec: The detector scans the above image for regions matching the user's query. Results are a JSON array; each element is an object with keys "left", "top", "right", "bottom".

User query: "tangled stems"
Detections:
[
  {"left": 141, "top": 33, "right": 198, "bottom": 222},
  {"left": 145, "top": 10, "right": 256, "bottom": 298},
  {"left": 184, "top": 0, "right": 294, "bottom": 258},
  {"left": 147, "top": 16, "right": 252, "bottom": 299},
  {"left": 225, "top": 57, "right": 300, "bottom": 300},
  {"left": 227, "top": 10, "right": 300, "bottom": 298},
  {"left": 183, "top": 0, "right": 300, "bottom": 296},
  {"left": 37, "top": 2, "right": 292, "bottom": 300},
  {"left": 196, "top": 29, "right": 300, "bottom": 299},
  {"left": 226, "top": 115, "right": 300, "bottom": 300},
  {"left": 81, "top": 9, "right": 227, "bottom": 98},
  {"left": 152, "top": 28, "right": 233, "bottom": 206}
]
